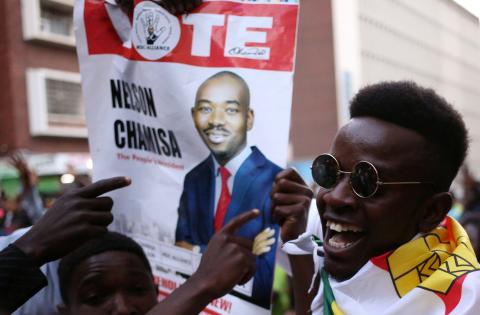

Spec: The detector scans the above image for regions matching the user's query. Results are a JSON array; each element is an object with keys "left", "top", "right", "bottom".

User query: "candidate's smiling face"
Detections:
[
  {"left": 60, "top": 251, "right": 157, "bottom": 315},
  {"left": 317, "top": 117, "right": 436, "bottom": 280},
  {"left": 192, "top": 75, "right": 253, "bottom": 165}
]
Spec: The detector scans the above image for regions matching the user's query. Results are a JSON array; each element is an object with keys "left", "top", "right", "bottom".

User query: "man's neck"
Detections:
[
  {"left": 213, "top": 145, "right": 251, "bottom": 176},
  {"left": 214, "top": 143, "right": 248, "bottom": 166}
]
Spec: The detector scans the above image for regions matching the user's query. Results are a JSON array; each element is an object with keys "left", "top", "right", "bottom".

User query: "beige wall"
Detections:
[{"left": 357, "top": 0, "right": 480, "bottom": 172}]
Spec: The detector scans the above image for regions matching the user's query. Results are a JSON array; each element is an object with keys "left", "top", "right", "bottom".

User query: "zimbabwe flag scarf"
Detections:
[{"left": 318, "top": 216, "right": 480, "bottom": 315}]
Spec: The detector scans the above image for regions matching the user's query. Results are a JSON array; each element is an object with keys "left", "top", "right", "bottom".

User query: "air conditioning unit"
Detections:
[
  {"left": 21, "top": 0, "right": 75, "bottom": 47},
  {"left": 26, "top": 68, "right": 87, "bottom": 138}
]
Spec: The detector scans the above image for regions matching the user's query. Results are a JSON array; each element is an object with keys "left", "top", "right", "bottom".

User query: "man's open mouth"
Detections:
[
  {"left": 206, "top": 132, "right": 228, "bottom": 144},
  {"left": 325, "top": 220, "right": 365, "bottom": 250}
]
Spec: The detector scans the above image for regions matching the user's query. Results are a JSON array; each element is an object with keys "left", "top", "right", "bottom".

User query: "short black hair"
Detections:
[
  {"left": 196, "top": 71, "right": 251, "bottom": 107},
  {"left": 349, "top": 81, "right": 469, "bottom": 191},
  {"left": 58, "top": 231, "right": 152, "bottom": 304}
]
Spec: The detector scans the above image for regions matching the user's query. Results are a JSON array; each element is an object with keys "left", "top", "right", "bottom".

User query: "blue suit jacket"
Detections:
[{"left": 175, "top": 146, "right": 282, "bottom": 308}]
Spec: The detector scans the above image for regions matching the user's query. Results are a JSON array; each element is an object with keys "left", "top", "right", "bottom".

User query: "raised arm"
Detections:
[
  {"left": 1, "top": 177, "right": 131, "bottom": 313},
  {"left": 8, "top": 153, "right": 44, "bottom": 223},
  {"left": 14, "top": 176, "right": 131, "bottom": 266},
  {"left": 148, "top": 210, "right": 259, "bottom": 315},
  {"left": 8, "top": 153, "right": 35, "bottom": 194}
]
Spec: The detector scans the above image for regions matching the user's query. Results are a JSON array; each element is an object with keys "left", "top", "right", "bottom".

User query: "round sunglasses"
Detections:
[{"left": 311, "top": 153, "right": 433, "bottom": 198}]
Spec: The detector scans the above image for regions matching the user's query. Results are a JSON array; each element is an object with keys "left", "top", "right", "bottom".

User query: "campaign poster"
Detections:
[{"left": 74, "top": 0, "right": 299, "bottom": 313}]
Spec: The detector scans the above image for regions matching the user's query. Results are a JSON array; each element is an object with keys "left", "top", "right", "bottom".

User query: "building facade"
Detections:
[
  {"left": 0, "top": 0, "right": 86, "bottom": 153},
  {"left": 0, "top": 0, "right": 89, "bottom": 195},
  {"left": 1, "top": 0, "right": 479, "bottom": 191},
  {"left": 333, "top": 0, "right": 480, "bottom": 175},
  {"left": 0, "top": 0, "right": 339, "bottom": 190}
]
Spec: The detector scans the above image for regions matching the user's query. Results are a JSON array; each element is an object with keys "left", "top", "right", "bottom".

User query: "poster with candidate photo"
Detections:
[{"left": 74, "top": 0, "right": 299, "bottom": 313}]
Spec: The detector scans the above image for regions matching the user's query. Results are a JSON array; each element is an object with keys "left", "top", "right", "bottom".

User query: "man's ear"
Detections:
[
  {"left": 418, "top": 192, "right": 452, "bottom": 233},
  {"left": 57, "top": 304, "right": 69, "bottom": 315},
  {"left": 247, "top": 109, "right": 254, "bottom": 131}
]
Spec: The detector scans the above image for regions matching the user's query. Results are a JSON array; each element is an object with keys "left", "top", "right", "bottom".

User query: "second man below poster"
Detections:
[{"left": 175, "top": 71, "right": 282, "bottom": 308}]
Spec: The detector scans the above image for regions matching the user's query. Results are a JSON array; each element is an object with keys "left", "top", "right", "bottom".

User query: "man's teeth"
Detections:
[
  {"left": 326, "top": 220, "right": 363, "bottom": 233},
  {"left": 326, "top": 220, "right": 364, "bottom": 249},
  {"left": 208, "top": 134, "right": 226, "bottom": 144},
  {"left": 328, "top": 236, "right": 352, "bottom": 249}
]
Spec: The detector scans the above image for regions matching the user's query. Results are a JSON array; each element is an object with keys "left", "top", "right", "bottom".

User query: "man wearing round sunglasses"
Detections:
[{"left": 272, "top": 81, "right": 480, "bottom": 314}]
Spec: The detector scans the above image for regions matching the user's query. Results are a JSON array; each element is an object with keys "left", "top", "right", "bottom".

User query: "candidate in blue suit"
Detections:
[{"left": 175, "top": 71, "right": 282, "bottom": 308}]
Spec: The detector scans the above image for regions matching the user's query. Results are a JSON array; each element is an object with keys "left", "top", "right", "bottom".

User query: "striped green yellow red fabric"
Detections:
[{"left": 320, "top": 268, "right": 344, "bottom": 315}]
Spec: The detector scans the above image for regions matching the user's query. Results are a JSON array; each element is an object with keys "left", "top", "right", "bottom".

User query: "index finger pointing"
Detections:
[
  {"left": 75, "top": 176, "right": 131, "bottom": 198},
  {"left": 222, "top": 209, "right": 260, "bottom": 235}
]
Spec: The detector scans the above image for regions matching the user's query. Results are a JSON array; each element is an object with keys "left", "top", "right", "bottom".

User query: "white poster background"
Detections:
[{"left": 75, "top": 1, "right": 298, "bottom": 313}]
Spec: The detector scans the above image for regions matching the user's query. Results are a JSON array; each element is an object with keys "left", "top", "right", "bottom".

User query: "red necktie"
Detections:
[{"left": 214, "top": 166, "right": 231, "bottom": 232}]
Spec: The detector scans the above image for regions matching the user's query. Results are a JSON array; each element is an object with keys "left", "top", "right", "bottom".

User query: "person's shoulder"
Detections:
[
  {"left": 0, "top": 227, "right": 31, "bottom": 251},
  {"left": 250, "top": 147, "right": 283, "bottom": 174},
  {"left": 184, "top": 155, "right": 214, "bottom": 180}
]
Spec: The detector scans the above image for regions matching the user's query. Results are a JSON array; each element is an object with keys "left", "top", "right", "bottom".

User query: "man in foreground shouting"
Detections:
[
  {"left": 0, "top": 174, "right": 258, "bottom": 314},
  {"left": 272, "top": 81, "right": 480, "bottom": 314}
]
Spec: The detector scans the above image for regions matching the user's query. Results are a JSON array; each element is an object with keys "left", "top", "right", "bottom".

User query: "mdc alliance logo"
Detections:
[{"left": 132, "top": 1, "right": 181, "bottom": 60}]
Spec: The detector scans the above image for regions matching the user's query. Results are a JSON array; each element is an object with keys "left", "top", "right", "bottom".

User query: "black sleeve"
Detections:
[{"left": 0, "top": 244, "right": 48, "bottom": 313}]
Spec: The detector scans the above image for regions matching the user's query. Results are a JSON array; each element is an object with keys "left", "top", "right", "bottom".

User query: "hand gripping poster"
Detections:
[{"left": 74, "top": 0, "right": 299, "bottom": 313}]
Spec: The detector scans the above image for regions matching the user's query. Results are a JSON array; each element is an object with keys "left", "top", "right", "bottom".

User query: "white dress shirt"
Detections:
[{"left": 212, "top": 146, "right": 252, "bottom": 215}]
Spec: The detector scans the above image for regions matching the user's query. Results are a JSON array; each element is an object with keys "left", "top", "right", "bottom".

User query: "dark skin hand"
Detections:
[
  {"left": 8, "top": 153, "right": 36, "bottom": 192},
  {"left": 117, "top": 0, "right": 203, "bottom": 15},
  {"left": 271, "top": 168, "right": 313, "bottom": 242},
  {"left": 147, "top": 209, "right": 259, "bottom": 315},
  {"left": 271, "top": 168, "right": 316, "bottom": 315},
  {"left": 13, "top": 177, "right": 131, "bottom": 266}
]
